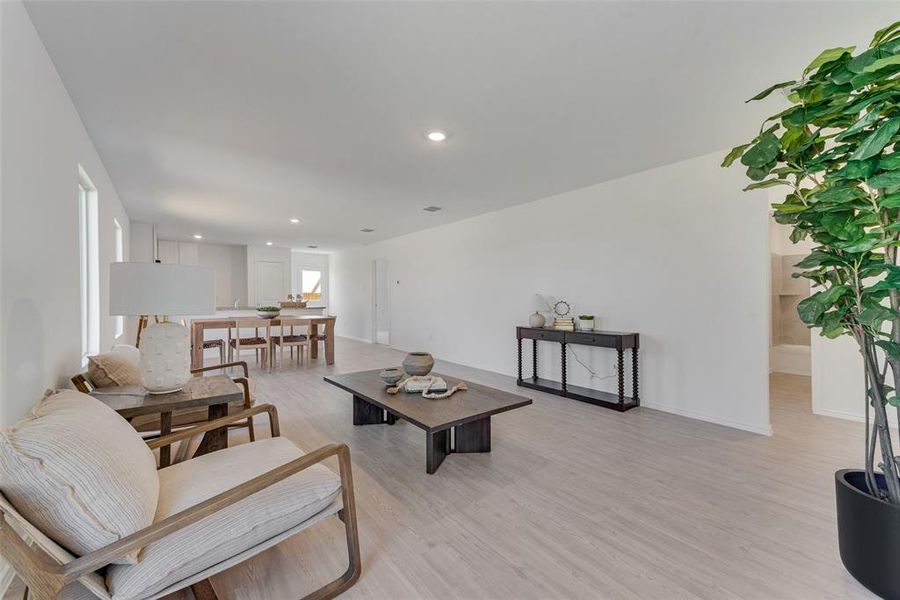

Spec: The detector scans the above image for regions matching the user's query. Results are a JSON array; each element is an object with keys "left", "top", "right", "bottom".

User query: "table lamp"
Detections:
[{"left": 110, "top": 262, "right": 215, "bottom": 393}]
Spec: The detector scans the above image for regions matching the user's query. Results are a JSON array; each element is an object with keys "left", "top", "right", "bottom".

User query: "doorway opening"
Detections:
[
  {"left": 371, "top": 258, "right": 390, "bottom": 345},
  {"left": 769, "top": 213, "right": 812, "bottom": 417}
]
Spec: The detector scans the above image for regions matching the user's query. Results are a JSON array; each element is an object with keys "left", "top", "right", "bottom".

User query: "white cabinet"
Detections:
[
  {"left": 157, "top": 240, "right": 179, "bottom": 264},
  {"left": 157, "top": 240, "right": 199, "bottom": 265},
  {"left": 178, "top": 242, "right": 199, "bottom": 266}
]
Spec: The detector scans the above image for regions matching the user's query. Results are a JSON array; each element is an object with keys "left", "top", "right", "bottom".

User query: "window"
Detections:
[
  {"left": 300, "top": 270, "right": 323, "bottom": 302},
  {"left": 79, "top": 166, "right": 99, "bottom": 364},
  {"left": 113, "top": 218, "right": 124, "bottom": 338}
]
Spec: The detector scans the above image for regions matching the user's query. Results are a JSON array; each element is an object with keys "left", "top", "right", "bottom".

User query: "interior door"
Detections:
[
  {"left": 372, "top": 258, "right": 390, "bottom": 345},
  {"left": 256, "top": 261, "right": 284, "bottom": 306}
]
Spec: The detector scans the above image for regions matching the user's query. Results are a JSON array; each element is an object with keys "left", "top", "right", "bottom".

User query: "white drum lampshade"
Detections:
[{"left": 110, "top": 262, "right": 215, "bottom": 393}]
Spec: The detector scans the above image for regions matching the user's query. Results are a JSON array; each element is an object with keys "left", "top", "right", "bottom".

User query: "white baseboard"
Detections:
[
  {"left": 814, "top": 407, "right": 899, "bottom": 429},
  {"left": 633, "top": 401, "right": 773, "bottom": 436},
  {"left": 336, "top": 334, "right": 372, "bottom": 344}
]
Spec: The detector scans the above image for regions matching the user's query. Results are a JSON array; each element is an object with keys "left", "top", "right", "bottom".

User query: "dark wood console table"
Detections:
[{"left": 516, "top": 327, "right": 639, "bottom": 412}]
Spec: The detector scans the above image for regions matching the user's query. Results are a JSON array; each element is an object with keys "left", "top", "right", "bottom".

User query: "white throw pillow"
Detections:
[{"left": 0, "top": 390, "right": 159, "bottom": 564}]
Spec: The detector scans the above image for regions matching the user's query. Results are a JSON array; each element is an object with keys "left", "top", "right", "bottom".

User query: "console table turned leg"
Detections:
[
  {"left": 561, "top": 342, "right": 567, "bottom": 391},
  {"left": 532, "top": 339, "right": 538, "bottom": 380},
  {"left": 617, "top": 349, "right": 625, "bottom": 410},
  {"left": 632, "top": 347, "right": 640, "bottom": 406},
  {"left": 517, "top": 338, "right": 523, "bottom": 382}
]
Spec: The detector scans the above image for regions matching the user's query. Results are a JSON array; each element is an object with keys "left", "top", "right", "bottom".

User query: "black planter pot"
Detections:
[{"left": 835, "top": 469, "right": 900, "bottom": 600}]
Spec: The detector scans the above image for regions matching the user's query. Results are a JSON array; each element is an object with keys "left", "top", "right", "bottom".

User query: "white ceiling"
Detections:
[{"left": 25, "top": 1, "right": 898, "bottom": 251}]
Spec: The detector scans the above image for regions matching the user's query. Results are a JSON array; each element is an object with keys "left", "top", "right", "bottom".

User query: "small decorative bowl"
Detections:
[
  {"left": 379, "top": 367, "right": 404, "bottom": 386},
  {"left": 256, "top": 307, "right": 281, "bottom": 319}
]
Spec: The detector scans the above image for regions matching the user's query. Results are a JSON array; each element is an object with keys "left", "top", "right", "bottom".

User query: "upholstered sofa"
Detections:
[{"left": 0, "top": 390, "right": 360, "bottom": 600}]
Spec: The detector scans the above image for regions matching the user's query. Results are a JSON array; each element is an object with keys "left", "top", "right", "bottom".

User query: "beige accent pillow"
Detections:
[
  {"left": 0, "top": 390, "right": 159, "bottom": 564},
  {"left": 88, "top": 349, "right": 141, "bottom": 388}
]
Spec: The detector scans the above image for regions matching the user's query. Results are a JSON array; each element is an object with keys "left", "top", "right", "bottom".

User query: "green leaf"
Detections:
[
  {"left": 836, "top": 235, "right": 878, "bottom": 253},
  {"left": 794, "top": 250, "right": 846, "bottom": 268},
  {"left": 814, "top": 186, "right": 866, "bottom": 203},
  {"left": 721, "top": 144, "right": 750, "bottom": 168},
  {"left": 875, "top": 340, "right": 900, "bottom": 359},
  {"left": 868, "top": 171, "right": 900, "bottom": 188},
  {"left": 743, "top": 179, "right": 791, "bottom": 191},
  {"left": 848, "top": 118, "right": 900, "bottom": 161},
  {"left": 771, "top": 203, "right": 807, "bottom": 214},
  {"left": 828, "top": 160, "right": 877, "bottom": 181},
  {"left": 887, "top": 395, "right": 900, "bottom": 408},
  {"left": 782, "top": 103, "right": 833, "bottom": 127},
  {"left": 863, "top": 54, "right": 900, "bottom": 73},
  {"left": 834, "top": 110, "right": 881, "bottom": 142},
  {"left": 857, "top": 305, "right": 898, "bottom": 328},
  {"left": 871, "top": 21, "right": 900, "bottom": 46},
  {"left": 880, "top": 192, "right": 900, "bottom": 209},
  {"left": 746, "top": 80, "right": 796, "bottom": 103},
  {"left": 805, "top": 47, "right": 855, "bottom": 76},
  {"left": 741, "top": 132, "right": 781, "bottom": 167},
  {"left": 821, "top": 310, "right": 847, "bottom": 338},
  {"left": 798, "top": 285, "right": 850, "bottom": 324},
  {"left": 879, "top": 153, "right": 900, "bottom": 171}
]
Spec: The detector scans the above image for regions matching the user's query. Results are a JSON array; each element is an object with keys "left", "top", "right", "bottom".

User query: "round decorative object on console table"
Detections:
[
  {"left": 403, "top": 352, "right": 434, "bottom": 376},
  {"left": 529, "top": 311, "right": 546, "bottom": 328}
]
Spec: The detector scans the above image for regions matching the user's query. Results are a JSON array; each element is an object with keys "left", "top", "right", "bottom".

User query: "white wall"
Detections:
[
  {"left": 246, "top": 245, "right": 291, "bottom": 307},
  {"left": 198, "top": 243, "right": 247, "bottom": 308},
  {"left": 1, "top": 0, "right": 130, "bottom": 425},
  {"left": 331, "top": 151, "right": 772, "bottom": 434}
]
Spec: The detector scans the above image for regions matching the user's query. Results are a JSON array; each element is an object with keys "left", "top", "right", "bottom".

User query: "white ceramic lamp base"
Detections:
[{"left": 139, "top": 321, "right": 191, "bottom": 394}]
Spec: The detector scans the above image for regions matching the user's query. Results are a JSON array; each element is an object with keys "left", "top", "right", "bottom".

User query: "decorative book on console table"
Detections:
[{"left": 515, "top": 326, "right": 639, "bottom": 412}]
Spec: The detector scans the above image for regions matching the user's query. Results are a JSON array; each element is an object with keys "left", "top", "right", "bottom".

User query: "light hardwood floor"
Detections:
[{"left": 5, "top": 339, "right": 881, "bottom": 599}]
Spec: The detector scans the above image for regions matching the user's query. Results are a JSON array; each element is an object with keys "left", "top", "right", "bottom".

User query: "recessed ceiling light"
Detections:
[
  {"left": 290, "top": 218, "right": 300, "bottom": 224},
  {"left": 266, "top": 241, "right": 273, "bottom": 246},
  {"left": 360, "top": 228, "right": 375, "bottom": 233},
  {"left": 193, "top": 234, "right": 203, "bottom": 239},
  {"left": 423, "top": 206, "right": 442, "bottom": 212},
  {"left": 427, "top": 130, "right": 446, "bottom": 142}
]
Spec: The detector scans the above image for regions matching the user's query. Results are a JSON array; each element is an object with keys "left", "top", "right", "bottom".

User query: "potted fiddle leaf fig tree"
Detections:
[{"left": 723, "top": 21, "right": 900, "bottom": 599}]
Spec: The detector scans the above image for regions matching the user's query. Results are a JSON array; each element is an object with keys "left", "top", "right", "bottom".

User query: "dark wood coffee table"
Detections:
[{"left": 324, "top": 369, "right": 532, "bottom": 473}]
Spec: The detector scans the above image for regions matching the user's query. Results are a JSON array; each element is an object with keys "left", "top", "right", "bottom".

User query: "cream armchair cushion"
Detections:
[
  {"left": 0, "top": 390, "right": 159, "bottom": 564},
  {"left": 107, "top": 437, "right": 342, "bottom": 600}
]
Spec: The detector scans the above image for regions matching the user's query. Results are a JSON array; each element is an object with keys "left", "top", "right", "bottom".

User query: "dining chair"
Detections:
[
  {"left": 228, "top": 319, "right": 272, "bottom": 368},
  {"left": 272, "top": 318, "right": 311, "bottom": 368}
]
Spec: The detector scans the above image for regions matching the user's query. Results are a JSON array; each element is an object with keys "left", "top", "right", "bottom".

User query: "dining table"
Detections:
[{"left": 190, "top": 315, "right": 337, "bottom": 370}]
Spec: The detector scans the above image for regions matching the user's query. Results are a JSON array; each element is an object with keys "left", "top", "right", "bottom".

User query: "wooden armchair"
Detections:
[{"left": 0, "top": 404, "right": 361, "bottom": 600}]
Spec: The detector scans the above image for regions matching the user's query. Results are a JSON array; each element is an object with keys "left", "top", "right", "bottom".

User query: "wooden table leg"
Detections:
[
  {"left": 325, "top": 319, "right": 335, "bottom": 365},
  {"left": 158, "top": 411, "right": 173, "bottom": 468},
  {"left": 310, "top": 324, "right": 319, "bottom": 360},
  {"left": 454, "top": 417, "right": 491, "bottom": 453},
  {"left": 190, "top": 322, "right": 204, "bottom": 371},
  {"left": 426, "top": 429, "right": 450, "bottom": 474},
  {"left": 195, "top": 403, "right": 229, "bottom": 457}
]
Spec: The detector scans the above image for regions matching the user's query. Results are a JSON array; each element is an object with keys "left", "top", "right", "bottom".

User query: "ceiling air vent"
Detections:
[
  {"left": 360, "top": 228, "right": 375, "bottom": 233},
  {"left": 423, "top": 206, "right": 442, "bottom": 212}
]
